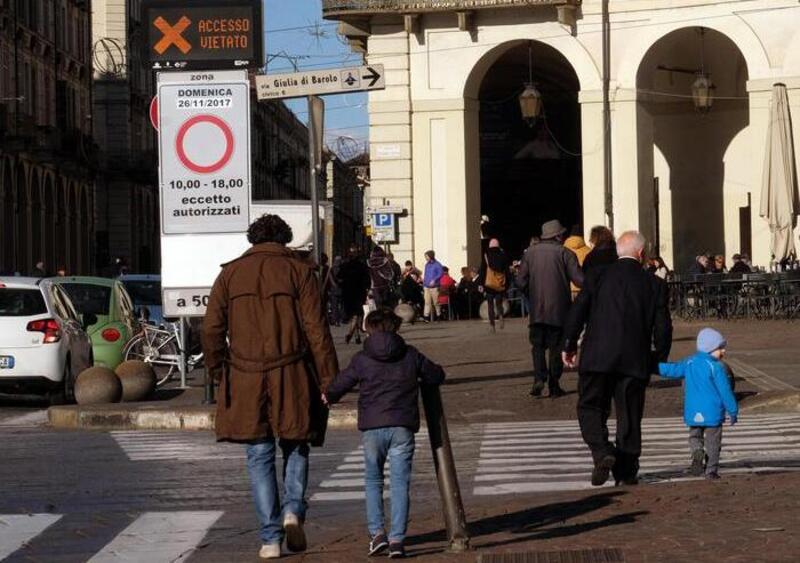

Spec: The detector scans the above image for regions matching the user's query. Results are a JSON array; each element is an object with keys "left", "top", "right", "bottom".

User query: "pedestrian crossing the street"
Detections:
[
  {"left": 472, "top": 414, "right": 800, "bottom": 495},
  {"left": 0, "top": 511, "right": 221, "bottom": 563}
]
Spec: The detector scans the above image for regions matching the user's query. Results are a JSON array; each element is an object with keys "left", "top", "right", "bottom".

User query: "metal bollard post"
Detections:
[
  {"left": 420, "top": 385, "right": 470, "bottom": 552},
  {"left": 178, "top": 317, "right": 188, "bottom": 389}
]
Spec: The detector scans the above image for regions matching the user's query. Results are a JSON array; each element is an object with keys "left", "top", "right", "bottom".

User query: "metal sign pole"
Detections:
[
  {"left": 178, "top": 317, "right": 188, "bottom": 389},
  {"left": 308, "top": 95, "right": 325, "bottom": 265}
]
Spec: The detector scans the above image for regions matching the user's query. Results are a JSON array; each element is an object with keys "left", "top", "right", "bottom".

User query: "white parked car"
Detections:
[{"left": 0, "top": 277, "right": 93, "bottom": 404}]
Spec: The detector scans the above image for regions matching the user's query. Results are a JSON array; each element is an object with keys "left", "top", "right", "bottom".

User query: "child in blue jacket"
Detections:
[{"left": 658, "top": 328, "right": 738, "bottom": 479}]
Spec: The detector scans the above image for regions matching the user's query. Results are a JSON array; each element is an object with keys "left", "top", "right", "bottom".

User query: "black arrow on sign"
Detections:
[{"left": 362, "top": 66, "right": 381, "bottom": 88}]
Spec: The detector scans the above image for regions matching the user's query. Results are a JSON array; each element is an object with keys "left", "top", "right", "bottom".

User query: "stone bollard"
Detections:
[
  {"left": 115, "top": 360, "right": 157, "bottom": 402},
  {"left": 74, "top": 366, "right": 123, "bottom": 405},
  {"left": 395, "top": 303, "right": 416, "bottom": 324}
]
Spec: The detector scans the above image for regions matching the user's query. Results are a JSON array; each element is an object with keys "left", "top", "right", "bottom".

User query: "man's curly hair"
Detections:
[{"left": 247, "top": 214, "right": 293, "bottom": 245}]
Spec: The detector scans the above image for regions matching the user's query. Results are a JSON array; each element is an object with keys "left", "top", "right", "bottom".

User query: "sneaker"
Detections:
[
  {"left": 548, "top": 386, "right": 566, "bottom": 399},
  {"left": 615, "top": 476, "right": 639, "bottom": 486},
  {"left": 388, "top": 542, "right": 406, "bottom": 558},
  {"left": 689, "top": 450, "right": 706, "bottom": 476},
  {"left": 259, "top": 543, "right": 282, "bottom": 559},
  {"left": 591, "top": 454, "right": 616, "bottom": 486},
  {"left": 368, "top": 533, "right": 389, "bottom": 556},
  {"left": 282, "top": 513, "right": 307, "bottom": 553},
  {"left": 530, "top": 381, "right": 545, "bottom": 397},
  {"left": 705, "top": 472, "right": 721, "bottom": 480}
]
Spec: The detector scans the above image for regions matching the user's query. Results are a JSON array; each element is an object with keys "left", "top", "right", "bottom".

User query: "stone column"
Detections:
[
  {"left": 609, "top": 91, "right": 656, "bottom": 245},
  {"left": 366, "top": 22, "right": 414, "bottom": 264},
  {"left": 578, "top": 89, "right": 608, "bottom": 234},
  {"left": 412, "top": 98, "right": 477, "bottom": 271}
]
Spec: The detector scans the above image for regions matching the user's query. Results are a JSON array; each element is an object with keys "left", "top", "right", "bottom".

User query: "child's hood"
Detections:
[{"left": 363, "top": 332, "right": 408, "bottom": 362}]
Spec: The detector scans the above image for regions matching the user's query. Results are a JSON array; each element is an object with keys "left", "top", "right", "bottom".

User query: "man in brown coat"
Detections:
[{"left": 202, "top": 214, "right": 338, "bottom": 560}]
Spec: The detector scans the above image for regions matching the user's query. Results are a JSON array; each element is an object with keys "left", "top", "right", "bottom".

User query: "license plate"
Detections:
[{"left": 0, "top": 356, "right": 14, "bottom": 369}]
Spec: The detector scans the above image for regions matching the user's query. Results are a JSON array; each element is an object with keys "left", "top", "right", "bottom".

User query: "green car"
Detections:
[{"left": 53, "top": 277, "right": 138, "bottom": 370}]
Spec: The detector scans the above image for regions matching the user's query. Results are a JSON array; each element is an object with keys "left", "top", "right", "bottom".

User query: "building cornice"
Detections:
[{"left": 322, "top": 0, "right": 579, "bottom": 18}]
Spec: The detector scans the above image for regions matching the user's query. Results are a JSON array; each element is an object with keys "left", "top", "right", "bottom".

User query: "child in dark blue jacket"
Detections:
[
  {"left": 324, "top": 308, "right": 445, "bottom": 558},
  {"left": 658, "top": 328, "right": 738, "bottom": 479}
]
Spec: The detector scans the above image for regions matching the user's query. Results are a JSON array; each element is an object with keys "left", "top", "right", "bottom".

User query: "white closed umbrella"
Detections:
[{"left": 760, "top": 83, "right": 798, "bottom": 261}]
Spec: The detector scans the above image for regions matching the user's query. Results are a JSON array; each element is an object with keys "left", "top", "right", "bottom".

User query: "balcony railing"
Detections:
[{"left": 322, "top": 0, "right": 577, "bottom": 16}]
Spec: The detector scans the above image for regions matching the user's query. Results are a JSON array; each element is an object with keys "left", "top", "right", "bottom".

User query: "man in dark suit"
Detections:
[{"left": 562, "top": 231, "right": 672, "bottom": 486}]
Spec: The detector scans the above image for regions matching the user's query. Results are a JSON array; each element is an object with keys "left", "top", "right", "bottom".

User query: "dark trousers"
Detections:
[
  {"left": 486, "top": 293, "right": 504, "bottom": 326},
  {"left": 529, "top": 323, "right": 563, "bottom": 389},
  {"left": 577, "top": 372, "right": 648, "bottom": 479}
]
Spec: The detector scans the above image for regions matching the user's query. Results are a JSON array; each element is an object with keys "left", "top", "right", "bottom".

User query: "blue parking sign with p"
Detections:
[{"left": 374, "top": 213, "right": 393, "bottom": 227}]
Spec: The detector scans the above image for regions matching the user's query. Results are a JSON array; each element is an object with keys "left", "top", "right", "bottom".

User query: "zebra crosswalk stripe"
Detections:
[
  {"left": 111, "top": 431, "right": 244, "bottom": 461},
  {"left": 86, "top": 511, "right": 223, "bottom": 563},
  {"left": 472, "top": 414, "right": 800, "bottom": 496},
  {"left": 0, "top": 514, "right": 62, "bottom": 560}
]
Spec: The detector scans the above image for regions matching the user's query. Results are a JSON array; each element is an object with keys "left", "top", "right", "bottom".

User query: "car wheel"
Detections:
[{"left": 49, "top": 364, "right": 71, "bottom": 406}]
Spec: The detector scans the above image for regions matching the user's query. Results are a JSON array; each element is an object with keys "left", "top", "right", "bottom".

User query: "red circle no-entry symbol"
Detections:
[{"left": 175, "top": 115, "right": 235, "bottom": 174}]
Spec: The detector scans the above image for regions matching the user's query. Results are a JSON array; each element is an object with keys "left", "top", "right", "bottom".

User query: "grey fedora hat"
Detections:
[{"left": 541, "top": 219, "right": 567, "bottom": 240}]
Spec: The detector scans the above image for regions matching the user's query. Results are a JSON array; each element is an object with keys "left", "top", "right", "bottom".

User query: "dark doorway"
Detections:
[{"left": 479, "top": 41, "right": 582, "bottom": 258}]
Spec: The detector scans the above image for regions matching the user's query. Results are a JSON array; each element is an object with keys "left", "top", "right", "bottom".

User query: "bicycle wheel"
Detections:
[{"left": 123, "top": 332, "right": 179, "bottom": 387}]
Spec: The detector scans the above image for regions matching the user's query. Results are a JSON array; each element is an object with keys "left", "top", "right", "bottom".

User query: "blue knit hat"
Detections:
[{"left": 697, "top": 328, "right": 727, "bottom": 353}]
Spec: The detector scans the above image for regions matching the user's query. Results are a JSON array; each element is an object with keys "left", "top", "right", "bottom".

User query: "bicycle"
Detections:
[{"left": 122, "top": 321, "right": 204, "bottom": 387}]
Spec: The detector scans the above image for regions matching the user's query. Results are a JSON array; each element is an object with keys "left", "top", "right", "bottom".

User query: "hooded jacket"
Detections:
[
  {"left": 564, "top": 236, "right": 591, "bottom": 265},
  {"left": 368, "top": 247, "right": 395, "bottom": 290},
  {"left": 325, "top": 331, "right": 445, "bottom": 431},
  {"left": 659, "top": 352, "right": 738, "bottom": 427},
  {"left": 564, "top": 236, "right": 590, "bottom": 294}
]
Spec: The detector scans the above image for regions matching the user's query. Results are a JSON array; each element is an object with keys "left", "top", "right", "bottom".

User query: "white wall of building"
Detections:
[{"left": 357, "top": 0, "right": 800, "bottom": 271}]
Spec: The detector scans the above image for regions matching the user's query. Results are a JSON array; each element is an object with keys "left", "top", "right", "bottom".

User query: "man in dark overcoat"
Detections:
[{"left": 562, "top": 231, "right": 672, "bottom": 486}]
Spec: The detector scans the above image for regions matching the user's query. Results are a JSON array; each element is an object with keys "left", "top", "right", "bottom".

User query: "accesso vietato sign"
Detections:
[{"left": 143, "top": 0, "right": 264, "bottom": 70}]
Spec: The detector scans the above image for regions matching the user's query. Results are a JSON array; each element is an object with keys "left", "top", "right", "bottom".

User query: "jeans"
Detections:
[
  {"left": 689, "top": 426, "right": 723, "bottom": 475},
  {"left": 362, "top": 427, "right": 415, "bottom": 542},
  {"left": 577, "top": 372, "right": 648, "bottom": 480},
  {"left": 529, "top": 323, "right": 564, "bottom": 389},
  {"left": 246, "top": 439, "right": 310, "bottom": 544}
]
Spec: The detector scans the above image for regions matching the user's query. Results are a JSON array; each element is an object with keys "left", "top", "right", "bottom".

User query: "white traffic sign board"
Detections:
[
  {"left": 255, "top": 64, "right": 385, "bottom": 100},
  {"left": 371, "top": 212, "right": 397, "bottom": 243},
  {"left": 157, "top": 70, "right": 251, "bottom": 234}
]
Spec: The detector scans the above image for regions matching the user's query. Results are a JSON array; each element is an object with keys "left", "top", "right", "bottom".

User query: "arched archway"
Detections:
[
  {"left": 1, "top": 159, "right": 14, "bottom": 273},
  {"left": 15, "top": 164, "right": 29, "bottom": 275},
  {"left": 43, "top": 173, "right": 56, "bottom": 272},
  {"left": 55, "top": 178, "right": 68, "bottom": 274},
  {"left": 30, "top": 169, "right": 43, "bottom": 270},
  {"left": 68, "top": 184, "right": 79, "bottom": 274},
  {"left": 636, "top": 27, "right": 749, "bottom": 271},
  {"left": 466, "top": 40, "right": 582, "bottom": 257},
  {"left": 80, "top": 186, "right": 90, "bottom": 274}
]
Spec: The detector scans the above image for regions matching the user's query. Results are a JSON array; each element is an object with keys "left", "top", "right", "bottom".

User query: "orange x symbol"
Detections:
[{"left": 153, "top": 16, "right": 192, "bottom": 55}]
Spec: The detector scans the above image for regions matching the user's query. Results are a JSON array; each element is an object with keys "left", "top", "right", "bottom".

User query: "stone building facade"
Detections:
[
  {"left": 324, "top": 0, "right": 800, "bottom": 272},
  {"left": 0, "top": 0, "right": 95, "bottom": 276},
  {"left": 92, "top": 0, "right": 159, "bottom": 274}
]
